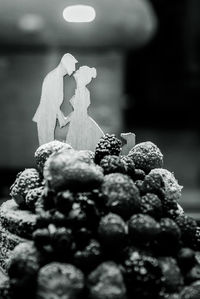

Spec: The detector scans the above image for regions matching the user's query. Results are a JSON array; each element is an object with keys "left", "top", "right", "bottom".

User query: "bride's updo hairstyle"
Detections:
[{"left": 76, "top": 66, "right": 97, "bottom": 86}]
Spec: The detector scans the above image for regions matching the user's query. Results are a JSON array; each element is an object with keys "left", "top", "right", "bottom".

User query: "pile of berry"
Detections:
[{"left": 3, "top": 136, "right": 200, "bottom": 299}]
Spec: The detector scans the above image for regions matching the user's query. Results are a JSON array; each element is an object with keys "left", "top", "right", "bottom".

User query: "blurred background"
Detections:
[{"left": 0, "top": 0, "right": 200, "bottom": 217}]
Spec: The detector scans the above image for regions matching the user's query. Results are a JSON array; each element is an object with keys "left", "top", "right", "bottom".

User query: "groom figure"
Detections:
[{"left": 33, "top": 53, "right": 78, "bottom": 145}]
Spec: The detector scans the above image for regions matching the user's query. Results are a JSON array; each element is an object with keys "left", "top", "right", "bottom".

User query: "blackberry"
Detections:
[
  {"left": 98, "top": 213, "right": 127, "bottom": 248},
  {"left": 120, "top": 155, "right": 135, "bottom": 178},
  {"left": 124, "top": 252, "right": 162, "bottom": 297},
  {"left": 34, "top": 140, "right": 72, "bottom": 173},
  {"left": 177, "top": 248, "right": 196, "bottom": 272},
  {"left": 10, "top": 168, "right": 42, "bottom": 207},
  {"left": 101, "top": 173, "right": 140, "bottom": 219},
  {"left": 100, "top": 155, "right": 126, "bottom": 175},
  {"left": 67, "top": 203, "right": 88, "bottom": 229},
  {"left": 128, "top": 214, "right": 161, "bottom": 244},
  {"left": 174, "top": 215, "right": 197, "bottom": 247},
  {"left": 88, "top": 262, "right": 127, "bottom": 299},
  {"left": 25, "top": 186, "right": 44, "bottom": 211},
  {"left": 54, "top": 190, "right": 74, "bottom": 215},
  {"left": 194, "top": 227, "right": 200, "bottom": 250},
  {"left": 73, "top": 239, "right": 102, "bottom": 272},
  {"left": 76, "top": 193, "right": 100, "bottom": 229},
  {"left": 128, "top": 141, "right": 163, "bottom": 173},
  {"left": 142, "top": 171, "right": 165, "bottom": 196},
  {"left": 74, "top": 227, "right": 92, "bottom": 249},
  {"left": 133, "top": 169, "right": 146, "bottom": 181},
  {"left": 94, "top": 134, "right": 122, "bottom": 164},
  {"left": 33, "top": 228, "right": 51, "bottom": 248},
  {"left": 35, "top": 189, "right": 56, "bottom": 215},
  {"left": 51, "top": 227, "right": 74, "bottom": 259},
  {"left": 157, "top": 218, "right": 181, "bottom": 254},
  {"left": 139, "top": 193, "right": 162, "bottom": 219},
  {"left": 37, "top": 263, "right": 84, "bottom": 299},
  {"left": 135, "top": 180, "right": 145, "bottom": 194}
]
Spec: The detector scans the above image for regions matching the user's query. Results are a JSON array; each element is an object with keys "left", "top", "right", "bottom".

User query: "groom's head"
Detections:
[{"left": 61, "top": 53, "right": 78, "bottom": 75}]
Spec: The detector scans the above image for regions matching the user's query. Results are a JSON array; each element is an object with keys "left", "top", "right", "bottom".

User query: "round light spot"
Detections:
[{"left": 63, "top": 5, "right": 96, "bottom": 23}]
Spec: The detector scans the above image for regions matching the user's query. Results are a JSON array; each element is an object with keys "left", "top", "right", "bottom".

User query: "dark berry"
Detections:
[
  {"left": 133, "top": 169, "right": 146, "bottom": 181},
  {"left": 101, "top": 173, "right": 140, "bottom": 219},
  {"left": 185, "top": 265, "right": 200, "bottom": 284},
  {"left": 98, "top": 213, "right": 127, "bottom": 248},
  {"left": 124, "top": 251, "right": 162, "bottom": 297},
  {"left": 87, "top": 262, "right": 126, "bottom": 299},
  {"left": 159, "top": 257, "right": 183, "bottom": 293},
  {"left": 139, "top": 193, "right": 162, "bottom": 219},
  {"left": 54, "top": 190, "right": 74, "bottom": 215},
  {"left": 177, "top": 248, "right": 196, "bottom": 272},
  {"left": 73, "top": 239, "right": 102, "bottom": 272},
  {"left": 128, "top": 214, "right": 160, "bottom": 244},
  {"left": 100, "top": 155, "right": 126, "bottom": 175},
  {"left": 10, "top": 168, "right": 42, "bottom": 207},
  {"left": 174, "top": 215, "right": 197, "bottom": 247},
  {"left": 25, "top": 186, "right": 44, "bottom": 211},
  {"left": 94, "top": 134, "right": 122, "bottom": 164}
]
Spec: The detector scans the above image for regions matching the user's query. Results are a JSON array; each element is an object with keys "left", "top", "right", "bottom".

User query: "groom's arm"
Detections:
[{"left": 57, "top": 109, "right": 70, "bottom": 128}]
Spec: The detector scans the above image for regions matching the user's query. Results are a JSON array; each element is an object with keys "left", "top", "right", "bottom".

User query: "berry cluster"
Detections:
[{"left": 3, "top": 139, "right": 200, "bottom": 299}]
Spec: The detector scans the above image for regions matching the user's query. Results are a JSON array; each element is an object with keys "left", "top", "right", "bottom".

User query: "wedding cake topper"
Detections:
[{"left": 33, "top": 53, "right": 135, "bottom": 152}]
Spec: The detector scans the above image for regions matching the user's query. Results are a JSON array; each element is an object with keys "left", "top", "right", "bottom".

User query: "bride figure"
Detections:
[{"left": 65, "top": 66, "right": 104, "bottom": 151}]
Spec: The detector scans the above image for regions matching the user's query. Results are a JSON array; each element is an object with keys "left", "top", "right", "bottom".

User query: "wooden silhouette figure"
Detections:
[
  {"left": 121, "top": 132, "right": 136, "bottom": 155},
  {"left": 65, "top": 66, "right": 104, "bottom": 151},
  {"left": 33, "top": 53, "right": 78, "bottom": 145}
]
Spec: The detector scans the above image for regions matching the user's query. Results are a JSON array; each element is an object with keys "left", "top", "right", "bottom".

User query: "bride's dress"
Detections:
[{"left": 66, "top": 81, "right": 104, "bottom": 151}]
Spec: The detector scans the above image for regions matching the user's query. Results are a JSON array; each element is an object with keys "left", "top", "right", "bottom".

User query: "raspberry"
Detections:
[
  {"left": 10, "top": 168, "right": 42, "bottom": 207},
  {"left": 25, "top": 186, "right": 44, "bottom": 211},
  {"left": 180, "top": 285, "right": 200, "bottom": 299},
  {"left": 88, "top": 262, "right": 126, "bottom": 299},
  {"left": 44, "top": 150, "right": 104, "bottom": 192},
  {"left": 147, "top": 168, "right": 182, "bottom": 202},
  {"left": 37, "top": 263, "right": 84, "bottom": 299},
  {"left": 34, "top": 140, "right": 72, "bottom": 173},
  {"left": 128, "top": 141, "right": 163, "bottom": 173},
  {"left": 8, "top": 243, "right": 40, "bottom": 297},
  {"left": 177, "top": 248, "right": 196, "bottom": 272},
  {"left": 94, "top": 134, "right": 122, "bottom": 164},
  {"left": 128, "top": 214, "right": 161, "bottom": 244},
  {"left": 98, "top": 213, "right": 127, "bottom": 248}
]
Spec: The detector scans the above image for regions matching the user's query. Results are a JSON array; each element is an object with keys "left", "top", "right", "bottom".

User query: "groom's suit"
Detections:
[{"left": 33, "top": 63, "right": 70, "bottom": 145}]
